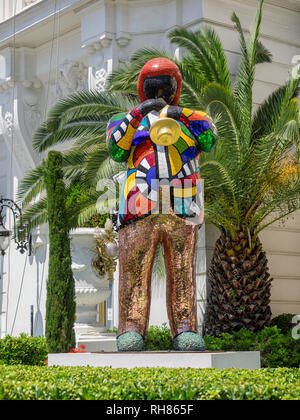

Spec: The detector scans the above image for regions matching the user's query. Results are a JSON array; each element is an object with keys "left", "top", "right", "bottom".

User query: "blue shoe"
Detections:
[
  {"left": 117, "top": 332, "right": 144, "bottom": 352},
  {"left": 173, "top": 332, "right": 206, "bottom": 351}
]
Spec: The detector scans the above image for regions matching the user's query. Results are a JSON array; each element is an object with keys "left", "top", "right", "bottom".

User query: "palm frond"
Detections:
[
  {"left": 16, "top": 164, "right": 46, "bottom": 206},
  {"left": 83, "top": 145, "right": 125, "bottom": 187},
  {"left": 233, "top": 0, "right": 264, "bottom": 146},
  {"left": 247, "top": 97, "right": 299, "bottom": 212},
  {"left": 168, "top": 25, "right": 231, "bottom": 89},
  {"left": 200, "top": 82, "right": 242, "bottom": 165},
  {"left": 33, "top": 91, "right": 137, "bottom": 152},
  {"left": 37, "top": 121, "right": 106, "bottom": 152},
  {"left": 204, "top": 199, "right": 240, "bottom": 235},
  {"left": 252, "top": 79, "right": 300, "bottom": 141},
  {"left": 255, "top": 40, "right": 272, "bottom": 64},
  {"left": 177, "top": 56, "right": 207, "bottom": 107},
  {"left": 70, "top": 183, "right": 120, "bottom": 229},
  {"left": 200, "top": 159, "right": 241, "bottom": 228},
  {"left": 18, "top": 197, "right": 48, "bottom": 233},
  {"left": 62, "top": 145, "right": 97, "bottom": 181},
  {"left": 251, "top": 180, "right": 300, "bottom": 234},
  {"left": 152, "top": 244, "right": 165, "bottom": 282},
  {"left": 130, "top": 47, "right": 172, "bottom": 63},
  {"left": 231, "top": 11, "right": 249, "bottom": 66},
  {"left": 107, "top": 47, "right": 173, "bottom": 93}
]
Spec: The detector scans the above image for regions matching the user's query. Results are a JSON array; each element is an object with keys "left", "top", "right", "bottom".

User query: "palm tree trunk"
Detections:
[{"left": 204, "top": 230, "right": 272, "bottom": 336}]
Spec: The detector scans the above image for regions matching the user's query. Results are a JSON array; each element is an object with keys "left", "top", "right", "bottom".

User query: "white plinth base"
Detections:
[
  {"left": 74, "top": 323, "right": 107, "bottom": 336},
  {"left": 48, "top": 351, "right": 260, "bottom": 369},
  {"left": 76, "top": 333, "right": 117, "bottom": 352}
]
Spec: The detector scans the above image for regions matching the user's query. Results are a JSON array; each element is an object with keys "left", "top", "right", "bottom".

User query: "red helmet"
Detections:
[{"left": 137, "top": 58, "right": 182, "bottom": 105}]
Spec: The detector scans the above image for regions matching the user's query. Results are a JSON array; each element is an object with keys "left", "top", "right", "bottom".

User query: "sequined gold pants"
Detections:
[{"left": 117, "top": 214, "right": 198, "bottom": 339}]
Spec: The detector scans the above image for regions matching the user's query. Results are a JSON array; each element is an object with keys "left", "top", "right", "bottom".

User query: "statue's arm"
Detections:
[
  {"left": 167, "top": 106, "right": 218, "bottom": 153},
  {"left": 107, "top": 99, "right": 167, "bottom": 162},
  {"left": 106, "top": 108, "right": 144, "bottom": 163}
]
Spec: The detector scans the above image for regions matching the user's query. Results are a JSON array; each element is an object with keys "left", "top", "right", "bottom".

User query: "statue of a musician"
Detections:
[{"left": 107, "top": 58, "right": 218, "bottom": 351}]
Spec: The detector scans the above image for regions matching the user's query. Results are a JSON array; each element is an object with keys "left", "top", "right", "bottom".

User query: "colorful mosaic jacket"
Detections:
[{"left": 107, "top": 107, "right": 218, "bottom": 227}]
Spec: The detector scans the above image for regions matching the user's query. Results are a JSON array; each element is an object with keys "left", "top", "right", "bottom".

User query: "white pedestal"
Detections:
[
  {"left": 76, "top": 332, "right": 117, "bottom": 352},
  {"left": 48, "top": 351, "right": 260, "bottom": 369}
]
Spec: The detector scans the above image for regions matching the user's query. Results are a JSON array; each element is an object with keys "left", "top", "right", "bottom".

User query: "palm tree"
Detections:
[{"left": 18, "top": 0, "right": 299, "bottom": 335}]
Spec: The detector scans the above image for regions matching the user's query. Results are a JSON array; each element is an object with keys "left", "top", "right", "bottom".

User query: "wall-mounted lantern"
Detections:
[{"left": 0, "top": 196, "right": 32, "bottom": 256}]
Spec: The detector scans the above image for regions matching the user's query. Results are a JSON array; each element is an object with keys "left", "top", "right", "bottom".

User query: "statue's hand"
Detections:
[
  {"left": 165, "top": 105, "right": 183, "bottom": 120},
  {"left": 138, "top": 98, "right": 167, "bottom": 116}
]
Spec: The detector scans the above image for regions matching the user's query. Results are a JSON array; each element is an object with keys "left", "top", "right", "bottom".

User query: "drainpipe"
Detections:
[{"left": 0, "top": 252, "right": 7, "bottom": 338}]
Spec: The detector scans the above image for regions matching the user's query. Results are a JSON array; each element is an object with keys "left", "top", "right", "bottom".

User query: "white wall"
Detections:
[
  {"left": 0, "top": 137, "right": 10, "bottom": 197},
  {"left": 261, "top": 213, "right": 300, "bottom": 317}
]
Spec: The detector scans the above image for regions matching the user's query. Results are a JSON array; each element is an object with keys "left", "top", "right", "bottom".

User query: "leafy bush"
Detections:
[
  {"left": 270, "top": 313, "right": 296, "bottom": 335},
  {"left": 143, "top": 324, "right": 299, "bottom": 368},
  {"left": 0, "top": 334, "right": 47, "bottom": 366},
  {"left": 0, "top": 365, "right": 299, "bottom": 400},
  {"left": 258, "top": 326, "right": 299, "bottom": 368},
  {"left": 205, "top": 326, "right": 300, "bottom": 368},
  {"left": 144, "top": 324, "right": 173, "bottom": 351},
  {"left": 66, "top": 180, "right": 109, "bottom": 228}
]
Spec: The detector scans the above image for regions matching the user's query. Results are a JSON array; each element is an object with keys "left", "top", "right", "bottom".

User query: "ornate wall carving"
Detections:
[
  {"left": 46, "top": 59, "right": 88, "bottom": 111},
  {"left": 0, "top": 46, "right": 43, "bottom": 174},
  {"left": 22, "top": 79, "right": 43, "bottom": 138},
  {"left": 56, "top": 59, "right": 88, "bottom": 98}
]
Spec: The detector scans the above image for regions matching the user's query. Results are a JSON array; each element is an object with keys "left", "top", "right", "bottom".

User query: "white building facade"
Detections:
[{"left": 0, "top": 0, "right": 299, "bottom": 339}]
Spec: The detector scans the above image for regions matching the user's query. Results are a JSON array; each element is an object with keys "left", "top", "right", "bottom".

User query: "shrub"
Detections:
[
  {"left": 0, "top": 366, "right": 299, "bottom": 400},
  {"left": 256, "top": 326, "right": 299, "bottom": 368},
  {"left": 205, "top": 326, "right": 300, "bottom": 368},
  {"left": 270, "top": 313, "right": 296, "bottom": 335},
  {"left": 143, "top": 324, "right": 299, "bottom": 368},
  {"left": 66, "top": 181, "right": 109, "bottom": 228},
  {"left": 144, "top": 324, "right": 173, "bottom": 351},
  {"left": 45, "top": 151, "right": 76, "bottom": 353},
  {"left": 0, "top": 334, "right": 47, "bottom": 366}
]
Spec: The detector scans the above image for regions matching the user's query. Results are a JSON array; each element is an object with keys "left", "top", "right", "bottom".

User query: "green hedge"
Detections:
[
  {"left": 0, "top": 334, "right": 48, "bottom": 366},
  {"left": 0, "top": 365, "right": 299, "bottom": 400},
  {"left": 205, "top": 326, "right": 300, "bottom": 368},
  {"left": 146, "top": 324, "right": 299, "bottom": 368}
]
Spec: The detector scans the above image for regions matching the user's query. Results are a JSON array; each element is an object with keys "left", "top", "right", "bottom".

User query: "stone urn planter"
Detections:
[{"left": 70, "top": 227, "right": 114, "bottom": 343}]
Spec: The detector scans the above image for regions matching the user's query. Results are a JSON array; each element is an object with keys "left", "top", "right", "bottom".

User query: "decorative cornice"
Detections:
[
  {"left": 116, "top": 32, "right": 131, "bottom": 48},
  {"left": 82, "top": 33, "right": 113, "bottom": 53}
]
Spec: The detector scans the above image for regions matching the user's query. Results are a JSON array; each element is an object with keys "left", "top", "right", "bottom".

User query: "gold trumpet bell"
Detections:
[{"left": 150, "top": 106, "right": 181, "bottom": 146}]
